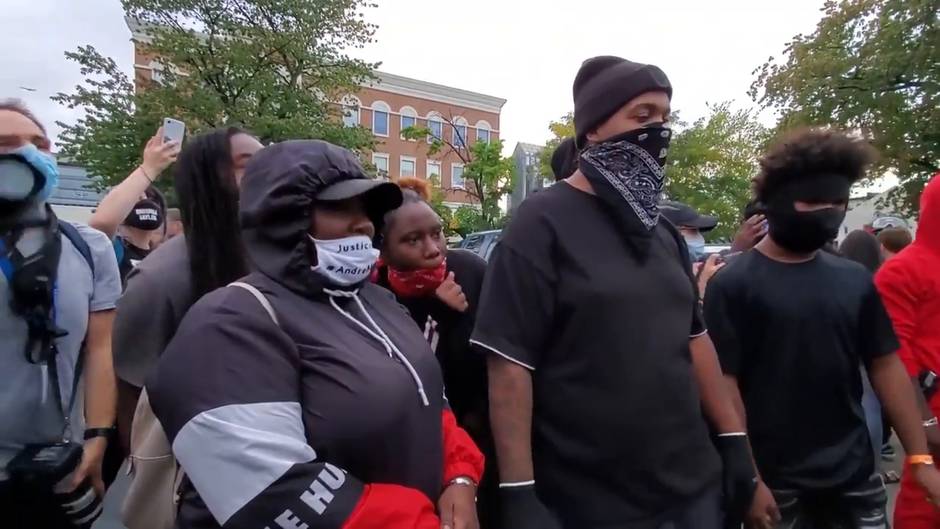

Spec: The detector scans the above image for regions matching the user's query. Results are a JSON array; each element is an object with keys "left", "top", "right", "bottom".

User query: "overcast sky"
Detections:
[{"left": 1, "top": 0, "right": 828, "bottom": 153}]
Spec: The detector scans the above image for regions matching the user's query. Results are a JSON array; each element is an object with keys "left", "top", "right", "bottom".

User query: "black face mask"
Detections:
[
  {"left": 766, "top": 207, "right": 845, "bottom": 253},
  {"left": 124, "top": 199, "right": 163, "bottom": 231},
  {"left": 578, "top": 124, "right": 671, "bottom": 258}
]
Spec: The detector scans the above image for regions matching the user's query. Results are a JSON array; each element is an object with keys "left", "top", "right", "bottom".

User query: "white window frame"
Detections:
[
  {"left": 372, "top": 152, "right": 389, "bottom": 179},
  {"left": 452, "top": 117, "right": 469, "bottom": 148},
  {"left": 427, "top": 113, "right": 444, "bottom": 144},
  {"left": 400, "top": 156, "right": 417, "bottom": 179},
  {"left": 399, "top": 106, "right": 418, "bottom": 141},
  {"left": 341, "top": 96, "right": 361, "bottom": 128},
  {"left": 371, "top": 101, "right": 390, "bottom": 137},
  {"left": 426, "top": 160, "right": 442, "bottom": 182},
  {"left": 450, "top": 163, "right": 465, "bottom": 189},
  {"left": 475, "top": 120, "right": 492, "bottom": 143}
]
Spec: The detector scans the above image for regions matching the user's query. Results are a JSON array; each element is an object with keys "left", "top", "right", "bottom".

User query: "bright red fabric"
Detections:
[
  {"left": 343, "top": 484, "right": 440, "bottom": 529},
  {"left": 441, "top": 408, "right": 485, "bottom": 486},
  {"left": 876, "top": 174, "right": 940, "bottom": 529}
]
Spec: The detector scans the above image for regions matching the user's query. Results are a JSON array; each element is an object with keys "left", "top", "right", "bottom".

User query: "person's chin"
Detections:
[{"left": 423, "top": 258, "right": 444, "bottom": 269}]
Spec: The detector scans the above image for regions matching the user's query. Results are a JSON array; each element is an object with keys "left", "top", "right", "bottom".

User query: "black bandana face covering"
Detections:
[
  {"left": 579, "top": 124, "right": 671, "bottom": 256},
  {"left": 765, "top": 175, "right": 851, "bottom": 253}
]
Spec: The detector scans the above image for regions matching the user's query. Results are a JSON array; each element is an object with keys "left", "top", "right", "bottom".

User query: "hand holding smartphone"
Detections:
[{"left": 162, "top": 118, "right": 186, "bottom": 144}]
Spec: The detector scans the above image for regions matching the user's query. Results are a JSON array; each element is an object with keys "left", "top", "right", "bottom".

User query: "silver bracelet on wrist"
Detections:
[
  {"left": 924, "top": 417, "right": 938, "bottom": 428},
  {"left": 449, "top": 476, "right": 477, "bottom": 489}
]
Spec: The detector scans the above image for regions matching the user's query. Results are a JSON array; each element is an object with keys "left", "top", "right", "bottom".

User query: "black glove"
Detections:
[
  {"left": 715, "top": 434, "right": 758, "bottom": 523},
  {"left": 499, "top": 483, "right": 564, "bottom": 529}
]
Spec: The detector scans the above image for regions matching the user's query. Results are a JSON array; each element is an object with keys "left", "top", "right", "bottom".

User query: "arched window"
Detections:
[
  {"left": 371, "top": 101, "right": 390, "bottom": 137},
  {"left": 475, "top": 120, "right": 492, "bottom": 143},
  {"left": 426, "top": 112, "right": 444, "bottom": 144},
  {"left": 452, "top": 117, "right": 469, "bottom": 148},
  {"left": 342, "top": 96, "right": 360, "bottom": 128},
  {"left": 399, "top": 106, "right": 418, "bottom": 140}
]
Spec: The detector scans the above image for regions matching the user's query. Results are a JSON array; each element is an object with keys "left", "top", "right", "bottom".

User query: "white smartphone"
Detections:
[{"left": 162, "top": 118, "right": 186, "bottom": 144}]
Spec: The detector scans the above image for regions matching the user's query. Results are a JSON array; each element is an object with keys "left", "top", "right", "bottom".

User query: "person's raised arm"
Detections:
[
  {"left": 89, "top": 129, "right": 178, "bottom": 239},
  {"left": 149, "top": 287, "right": 440, "bottom": 529}
]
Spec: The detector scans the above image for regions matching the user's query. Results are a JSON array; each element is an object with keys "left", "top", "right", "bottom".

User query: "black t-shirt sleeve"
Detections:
[
  {"left": 858, "top": 280, "right": 900, "bottom": 364},
  {"left": 663, "top": 222, "right": 706, "bottom": 337},
  {"left": 470, "top": 243, "right": 555, "bottom": 371},
  {"left": 703, "top": 270, "right": 743, "bottom": 376}
]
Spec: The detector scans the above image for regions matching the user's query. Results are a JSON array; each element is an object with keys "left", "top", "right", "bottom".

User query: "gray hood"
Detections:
[{"left": 238, "top": 140, "right": 401, "bottom": 297}]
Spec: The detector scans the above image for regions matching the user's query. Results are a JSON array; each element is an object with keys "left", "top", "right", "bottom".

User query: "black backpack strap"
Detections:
[{"left": 59, "top": 221, "right": 95, "bottom": 275}]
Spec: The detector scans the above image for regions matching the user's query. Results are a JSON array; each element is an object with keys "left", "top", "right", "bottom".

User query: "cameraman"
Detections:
[{"left": 0, "top": 100, "right": 121, "bottom": 527}]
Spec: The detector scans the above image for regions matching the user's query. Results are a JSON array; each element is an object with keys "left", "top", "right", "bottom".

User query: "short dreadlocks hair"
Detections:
[{"left": 756, "top": 128, "right": 876, "bottom": 204}]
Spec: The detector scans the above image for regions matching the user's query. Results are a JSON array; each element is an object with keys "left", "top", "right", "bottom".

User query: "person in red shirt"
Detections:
[{"left": 876, "top": 173, "right": 940, "bottom": 529}]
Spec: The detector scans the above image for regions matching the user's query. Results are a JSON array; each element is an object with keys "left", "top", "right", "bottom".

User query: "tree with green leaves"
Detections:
[
  {"left": 402, "top": 115, "right": 514, "bottom": 231},
  {"left": 537, "top": 112, "right": 574, "bottom": 179},
  {"left": 667, "top": 103, "right": 770, "bottom": 242},
  {"left": 751, "top": 0, "right": 939, "bottom": 215},
  {"left": 53, "top": 0, "right": 378, "bottom": 189}
]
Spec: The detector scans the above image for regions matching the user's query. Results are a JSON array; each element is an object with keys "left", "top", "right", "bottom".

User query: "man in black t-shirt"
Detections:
[
  {"left": 471, "top": 56, "right": 763, "bottom": 529},
  {"left": 705, "top": 129, "right": 940, "bottom": 528}
]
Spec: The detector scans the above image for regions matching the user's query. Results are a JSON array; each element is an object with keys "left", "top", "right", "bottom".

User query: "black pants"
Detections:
[
  {"left": 559, "top": 484, "right": 724, "bottom": 529},
  {"left": 656, "top": 485, "right": 724, "bottom": 529},
  {"left": 0, "top": 480, "right": 73, "bottom": 529},
  {"left": 772, "top": 474, "right": 888, "bottom": 529}
]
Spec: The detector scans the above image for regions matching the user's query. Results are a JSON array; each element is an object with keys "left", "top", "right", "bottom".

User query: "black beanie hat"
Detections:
[
  {"left": 550, "top": 137, "right": 579, "bottom": 181},
  {"left": 573, "top": 56, "right": 672, "bottom": 148}
]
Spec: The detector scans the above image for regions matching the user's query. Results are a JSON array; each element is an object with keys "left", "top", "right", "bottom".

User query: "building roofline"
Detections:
[
  {"left": 366, "top": 71, "right": 506, "bottom": 114},
  {"left": 126, "top": 17, "right": 506, "bottom": 114}
]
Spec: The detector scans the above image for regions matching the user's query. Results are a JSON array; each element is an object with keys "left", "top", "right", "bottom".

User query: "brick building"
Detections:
[{"left": 127, "top": 18, "right": 505, "bottom": 207}]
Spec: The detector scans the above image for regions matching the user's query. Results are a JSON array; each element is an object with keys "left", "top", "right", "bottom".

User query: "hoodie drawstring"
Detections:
[{"left": 323, "top": 288, "right": 430, "bottom": 407}]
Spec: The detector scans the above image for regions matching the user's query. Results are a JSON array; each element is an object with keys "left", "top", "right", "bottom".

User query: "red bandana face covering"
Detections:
[{"left": 386, "top": 259, "right": 448, "bottom": 298}]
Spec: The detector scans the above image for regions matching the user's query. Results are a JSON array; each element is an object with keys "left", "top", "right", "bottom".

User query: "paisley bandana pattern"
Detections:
[{"left": 579, "top": 132, "right": 669, "bottom": 230}]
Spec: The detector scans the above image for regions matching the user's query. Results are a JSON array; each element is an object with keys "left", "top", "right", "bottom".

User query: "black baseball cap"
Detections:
[{"left": 660, "top": 200, "right": 717, "bottom": 232}]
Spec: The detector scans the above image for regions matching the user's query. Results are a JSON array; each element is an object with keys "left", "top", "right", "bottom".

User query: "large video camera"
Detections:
[{"left": 7, "top": 443, "right": 102, "bottom": 528}]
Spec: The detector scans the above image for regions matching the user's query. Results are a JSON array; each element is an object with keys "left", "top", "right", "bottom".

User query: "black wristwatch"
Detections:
[{"left": 83, "top": 427, "right": 116, "bottom": 440}]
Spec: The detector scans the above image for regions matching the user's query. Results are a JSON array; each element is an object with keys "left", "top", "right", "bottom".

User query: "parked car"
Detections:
[{"left": 458, "top": 229, "right": 502, "bottom": 261}]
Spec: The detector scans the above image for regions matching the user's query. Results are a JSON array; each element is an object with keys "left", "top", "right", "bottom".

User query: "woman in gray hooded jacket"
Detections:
[{"left": 148, "top": 140, "right": 484, "bottom": 529}]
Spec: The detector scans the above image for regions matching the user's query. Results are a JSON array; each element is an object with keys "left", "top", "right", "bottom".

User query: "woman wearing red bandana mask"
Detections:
[{"left": 375, "top": 177, "right": 495, "bottom": 528}]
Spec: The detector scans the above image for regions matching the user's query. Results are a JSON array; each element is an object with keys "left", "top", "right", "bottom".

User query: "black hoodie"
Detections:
[{"left": 148, "top": 141, "right": 482, "bottom": 529}]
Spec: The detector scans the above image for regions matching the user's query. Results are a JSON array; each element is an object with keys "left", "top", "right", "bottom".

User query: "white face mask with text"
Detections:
[{"left": 309, "top": 234, "right": 379, "bottom": 286}]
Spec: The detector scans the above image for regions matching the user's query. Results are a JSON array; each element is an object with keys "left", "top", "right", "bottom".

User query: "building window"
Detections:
[
  {"left": 475, "top": 121, "right": 492, "bottom": 143},
  {"left": 453, "top": 118, "right": 468, "bottom": 148},
  {"left": 427, "top": 161, "right": 441, "bottom": 182},
  {"left": 372, "top": 153, "right": 389, "bottom": 179},
  {"left": 451, "top": 164, "right": 465, "bottom": 189},
  {"left": 372, "top": 101, "right": 390, "bottom": 137},
  {"left": 400, "top": 106, "right": 417, "bottom": 140},
  {"left": 427, "top": 115, "right": 443, "bottom": 143},
  {"left": 400, "top": 156, "right": 417, "bottom": 178},
  {"left": 342, "top": 96, "right": 360, "bottom": 128}
]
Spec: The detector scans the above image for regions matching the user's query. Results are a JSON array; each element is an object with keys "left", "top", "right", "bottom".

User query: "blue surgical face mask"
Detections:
[
  {"left": 0, "top": 143, "right": 59, "bottom": 204},
  {"left": 684, "top": 232, "right": 706, "bottom": 262}
]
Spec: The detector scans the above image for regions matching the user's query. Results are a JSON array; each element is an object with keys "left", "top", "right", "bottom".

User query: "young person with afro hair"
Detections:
[{"left": 704, "top": 129, "right": 940, "bottom": 528}]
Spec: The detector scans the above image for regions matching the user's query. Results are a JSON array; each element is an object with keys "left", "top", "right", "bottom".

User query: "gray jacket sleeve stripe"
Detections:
[{"left": 172, "top": 401, "right": 316, "bottom": 525}]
